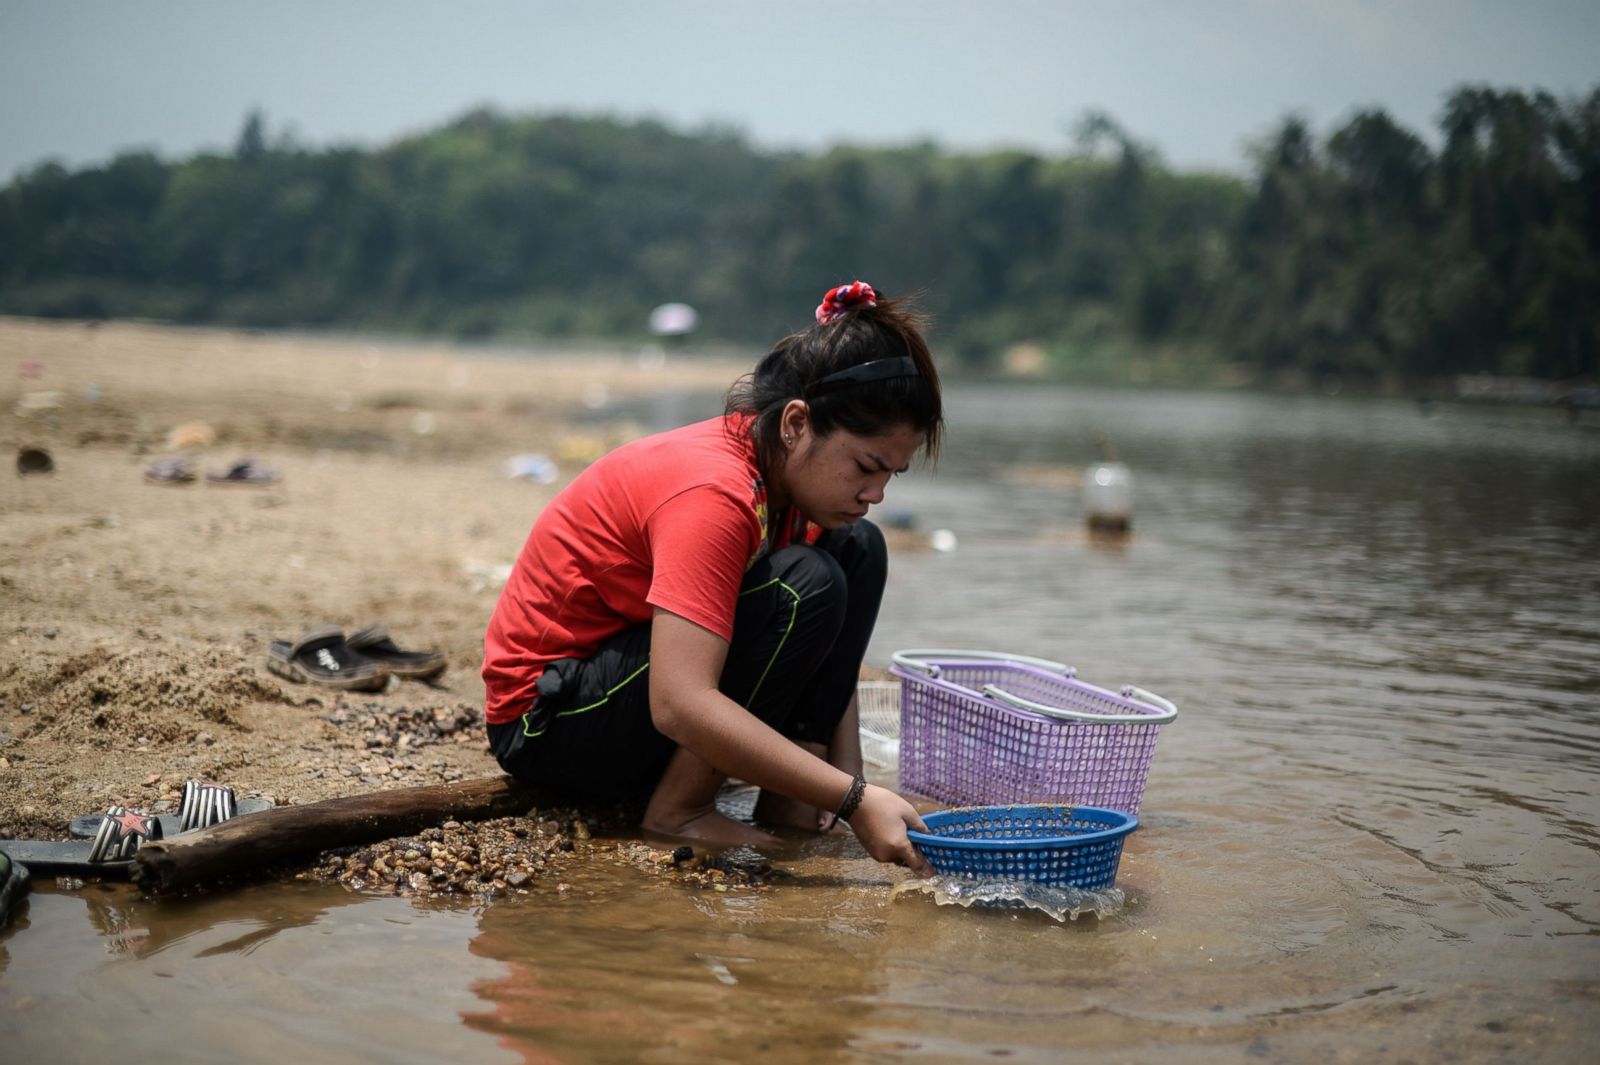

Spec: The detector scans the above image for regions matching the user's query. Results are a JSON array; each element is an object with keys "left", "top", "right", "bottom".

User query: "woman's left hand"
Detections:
[{"left": 847, "top": 784, "right": 934, "bottom": 876}]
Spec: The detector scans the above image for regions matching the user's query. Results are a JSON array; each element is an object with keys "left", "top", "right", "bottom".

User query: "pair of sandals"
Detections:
[
  {"left": 0, "top": 781, "right": 267, "bottom": 879},
  {"left": 266, "top": 624, "right": 447, "bottom": 691},
  {"left": 145, "top": 455, "right": 281, "bottom": 486}
]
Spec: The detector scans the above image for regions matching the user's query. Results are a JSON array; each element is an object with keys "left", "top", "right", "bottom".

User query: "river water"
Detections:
[{"left": 4, "top": 384, "right": 1598, "bottom": 1063}]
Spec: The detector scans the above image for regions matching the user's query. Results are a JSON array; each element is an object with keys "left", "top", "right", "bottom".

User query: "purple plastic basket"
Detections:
[{"left": 890, "top": 649, "right": 1178, "bottom": 815}]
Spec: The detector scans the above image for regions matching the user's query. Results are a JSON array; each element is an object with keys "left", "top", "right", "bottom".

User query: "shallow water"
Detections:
[{"left": 4, "top": 385, "right": 1599, "bottom": 1063}]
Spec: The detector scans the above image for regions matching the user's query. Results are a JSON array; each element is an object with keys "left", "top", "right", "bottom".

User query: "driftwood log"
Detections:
[{"left": 132, "top": 775, "right": 547, "bottom": 895}]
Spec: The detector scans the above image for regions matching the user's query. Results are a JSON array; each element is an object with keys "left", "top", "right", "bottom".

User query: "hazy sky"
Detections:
[{"left": 3, "top": 1, "right": 1597, "bottom": 180}]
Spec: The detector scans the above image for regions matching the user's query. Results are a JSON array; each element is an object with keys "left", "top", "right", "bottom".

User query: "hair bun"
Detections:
[{"left": 815, "top": 281, "right": 878, "bottom": 324}]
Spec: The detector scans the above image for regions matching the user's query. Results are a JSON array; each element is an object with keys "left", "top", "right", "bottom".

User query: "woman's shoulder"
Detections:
[{"left": 592, "top": 415, "right": 754, "bottom": 498}]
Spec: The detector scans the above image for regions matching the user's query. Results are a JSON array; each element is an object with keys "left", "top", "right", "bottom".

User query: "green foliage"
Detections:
[
  {"left": 1221, "top": 87, "right": 1600, "bottom": 383},
  {"left": 2, "top": 89, "right": 1596, "bottom": 383}
]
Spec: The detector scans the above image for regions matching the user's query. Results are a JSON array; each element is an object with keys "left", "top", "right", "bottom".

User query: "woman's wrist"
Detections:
[{"left": 832, "top": 773, "right": 867, "bottom": 826}]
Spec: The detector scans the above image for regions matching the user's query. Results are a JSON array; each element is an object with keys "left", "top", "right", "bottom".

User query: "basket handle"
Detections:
[
  {"left": 891, "top": 648, "right": 1075, "bottom": 680},
  {"left": 981, "top": 683, "right": 1179, "bottom": 724},
  {"left": 1121, "top": 685, "right": 1178, "bottom": 718}
]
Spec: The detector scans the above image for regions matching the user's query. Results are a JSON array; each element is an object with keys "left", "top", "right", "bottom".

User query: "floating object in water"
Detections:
[
  {"left": 1083, "top": 461, "right": 1132, "bottom": 533},
  {"left": 16, "top": 446, "right": 54, "bottom": 476}
]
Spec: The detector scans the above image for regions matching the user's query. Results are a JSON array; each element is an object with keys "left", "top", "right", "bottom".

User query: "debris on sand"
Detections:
[{"left": 320, "top": 699, "right": 483, "bottom": 753}]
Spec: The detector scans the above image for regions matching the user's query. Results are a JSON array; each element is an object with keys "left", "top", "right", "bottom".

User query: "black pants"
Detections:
[{"left": 488, "top": 520, "right": 887, "bottom": 803}]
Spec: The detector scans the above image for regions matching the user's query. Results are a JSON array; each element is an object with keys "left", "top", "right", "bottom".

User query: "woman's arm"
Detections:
[{"left": 649, "top": 608, "right": 931, "bottom": 874}]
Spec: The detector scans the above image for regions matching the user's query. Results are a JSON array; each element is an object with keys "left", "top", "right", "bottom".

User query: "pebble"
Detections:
[
  {"left": 294, "top": 812, "right": 783, "bottom": 901},
  {"left": 321, "top": 700, "right": 483, "bottom": 753}
]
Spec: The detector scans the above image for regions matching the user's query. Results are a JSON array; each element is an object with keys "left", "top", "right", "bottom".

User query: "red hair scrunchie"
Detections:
[{"left": 815, "top": 280, "right": 877, "bottom": 324}]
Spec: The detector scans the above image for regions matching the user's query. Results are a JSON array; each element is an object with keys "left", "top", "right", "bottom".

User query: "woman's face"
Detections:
[{"left": 774, "top": 402, "right": 923, "bottom": 529}]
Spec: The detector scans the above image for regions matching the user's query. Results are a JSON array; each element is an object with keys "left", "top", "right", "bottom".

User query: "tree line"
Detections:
[{"left": 2, "top": 84, "right": 1595, "bottom": 385}]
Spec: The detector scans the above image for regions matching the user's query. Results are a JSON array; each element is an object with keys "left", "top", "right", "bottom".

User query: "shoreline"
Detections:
[
  {"left": 0, "top": 316, "right": 743, "bottom": 867},
  {"left": 8, "top": 312, "right": 1592, "bottom": 406}
]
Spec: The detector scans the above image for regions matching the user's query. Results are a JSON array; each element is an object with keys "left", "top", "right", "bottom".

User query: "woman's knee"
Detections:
[
  {"left": 846, "top": 518, "right": 887, "bottom": 573},
  {"left": 764, "top": 544, "right": 849, "bottom": 626},
  {"left": 767, "top": 542, "right": 845, "bottom": 591},
  {"left": 819, "top": 519, "right": 887, "bottom": 594}
]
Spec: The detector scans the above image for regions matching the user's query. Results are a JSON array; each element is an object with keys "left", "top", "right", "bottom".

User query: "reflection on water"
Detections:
[
  {"left": 4, "top": 385, "right": 1598, "bottom": 1062},
  {"left": 0, "top": 881, "right": 512, "bottom": 1064}
]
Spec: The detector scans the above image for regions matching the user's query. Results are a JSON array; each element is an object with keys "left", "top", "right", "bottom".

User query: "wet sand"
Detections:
[{"left": 0, "top": 316, "right": 744, "bottom": 852}]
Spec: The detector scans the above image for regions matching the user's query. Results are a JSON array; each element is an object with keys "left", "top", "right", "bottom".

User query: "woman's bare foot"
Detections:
[
  {"left": 641, "top": 804, "right": 780, "bottom": 849},
  {"left": 642, "top": 745, "right": 778, "bottom": 848}
]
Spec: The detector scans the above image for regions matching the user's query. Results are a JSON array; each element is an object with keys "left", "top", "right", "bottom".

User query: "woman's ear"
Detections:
[{"left": 779, "top": 399, "right": 811, "bottom": 448}]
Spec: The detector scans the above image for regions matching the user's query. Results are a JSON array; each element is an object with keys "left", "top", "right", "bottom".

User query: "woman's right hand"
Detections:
[{"left": 849, "top": 784, "right": 935, "bottom": 876}]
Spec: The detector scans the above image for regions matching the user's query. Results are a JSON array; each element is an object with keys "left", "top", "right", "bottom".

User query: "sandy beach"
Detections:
[{"left": 0, "top": 316, "right": 747, "bottom": 849}]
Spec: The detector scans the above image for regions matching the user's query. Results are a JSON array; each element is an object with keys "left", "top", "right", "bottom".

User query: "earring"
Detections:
[{"left": 784, "top": 434, "right": 793, "bottom": 444}]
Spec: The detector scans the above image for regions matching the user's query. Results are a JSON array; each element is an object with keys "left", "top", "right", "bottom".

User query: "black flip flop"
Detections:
[
  {"left": 347, "top": 623, "right": 447, "bottom": 680},
  {"left": 69, "top": 781, "right": 270, "bottom": 838},
  {"left": 205, "top": 456, "right": 280, "bottom": 486},
  {"left": 0, "top": 807, "right": 164, "bottom": 877},
  {"left": 265, "top": 627, "right": 389, "bottom": 692}
]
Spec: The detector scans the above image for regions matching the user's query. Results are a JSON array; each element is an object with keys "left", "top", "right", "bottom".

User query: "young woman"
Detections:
[{"left": 483, "top": 281, "right": 939, "bottom": 874}]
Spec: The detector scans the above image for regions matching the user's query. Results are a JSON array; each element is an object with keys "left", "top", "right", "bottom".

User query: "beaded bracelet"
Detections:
[{"left": 834, "top": 773, "right": 867, "bottom": 826}]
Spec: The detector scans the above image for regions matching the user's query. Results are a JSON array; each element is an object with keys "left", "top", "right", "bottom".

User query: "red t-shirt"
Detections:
[{"left": 482, "top": 414, "right": 820, "bottom": 725}]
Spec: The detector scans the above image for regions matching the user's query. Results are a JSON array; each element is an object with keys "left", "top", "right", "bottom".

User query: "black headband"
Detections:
[{"left": 806, "top": 356, "right": 920, "bottom": 398}]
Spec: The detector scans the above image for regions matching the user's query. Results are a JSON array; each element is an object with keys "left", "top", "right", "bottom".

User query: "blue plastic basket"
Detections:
[{"left": 906, "top": 804, "right": 1138, "bottom": 890}]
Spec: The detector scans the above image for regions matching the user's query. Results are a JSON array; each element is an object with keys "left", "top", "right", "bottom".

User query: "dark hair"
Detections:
[{"left": 725, "top": 292, "right": 943, "bottom": 478}]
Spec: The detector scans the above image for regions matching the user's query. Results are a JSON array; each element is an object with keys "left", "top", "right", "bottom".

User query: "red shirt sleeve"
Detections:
[{"left": 644, "top": 486, "right": 758, "bottom": 641}]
